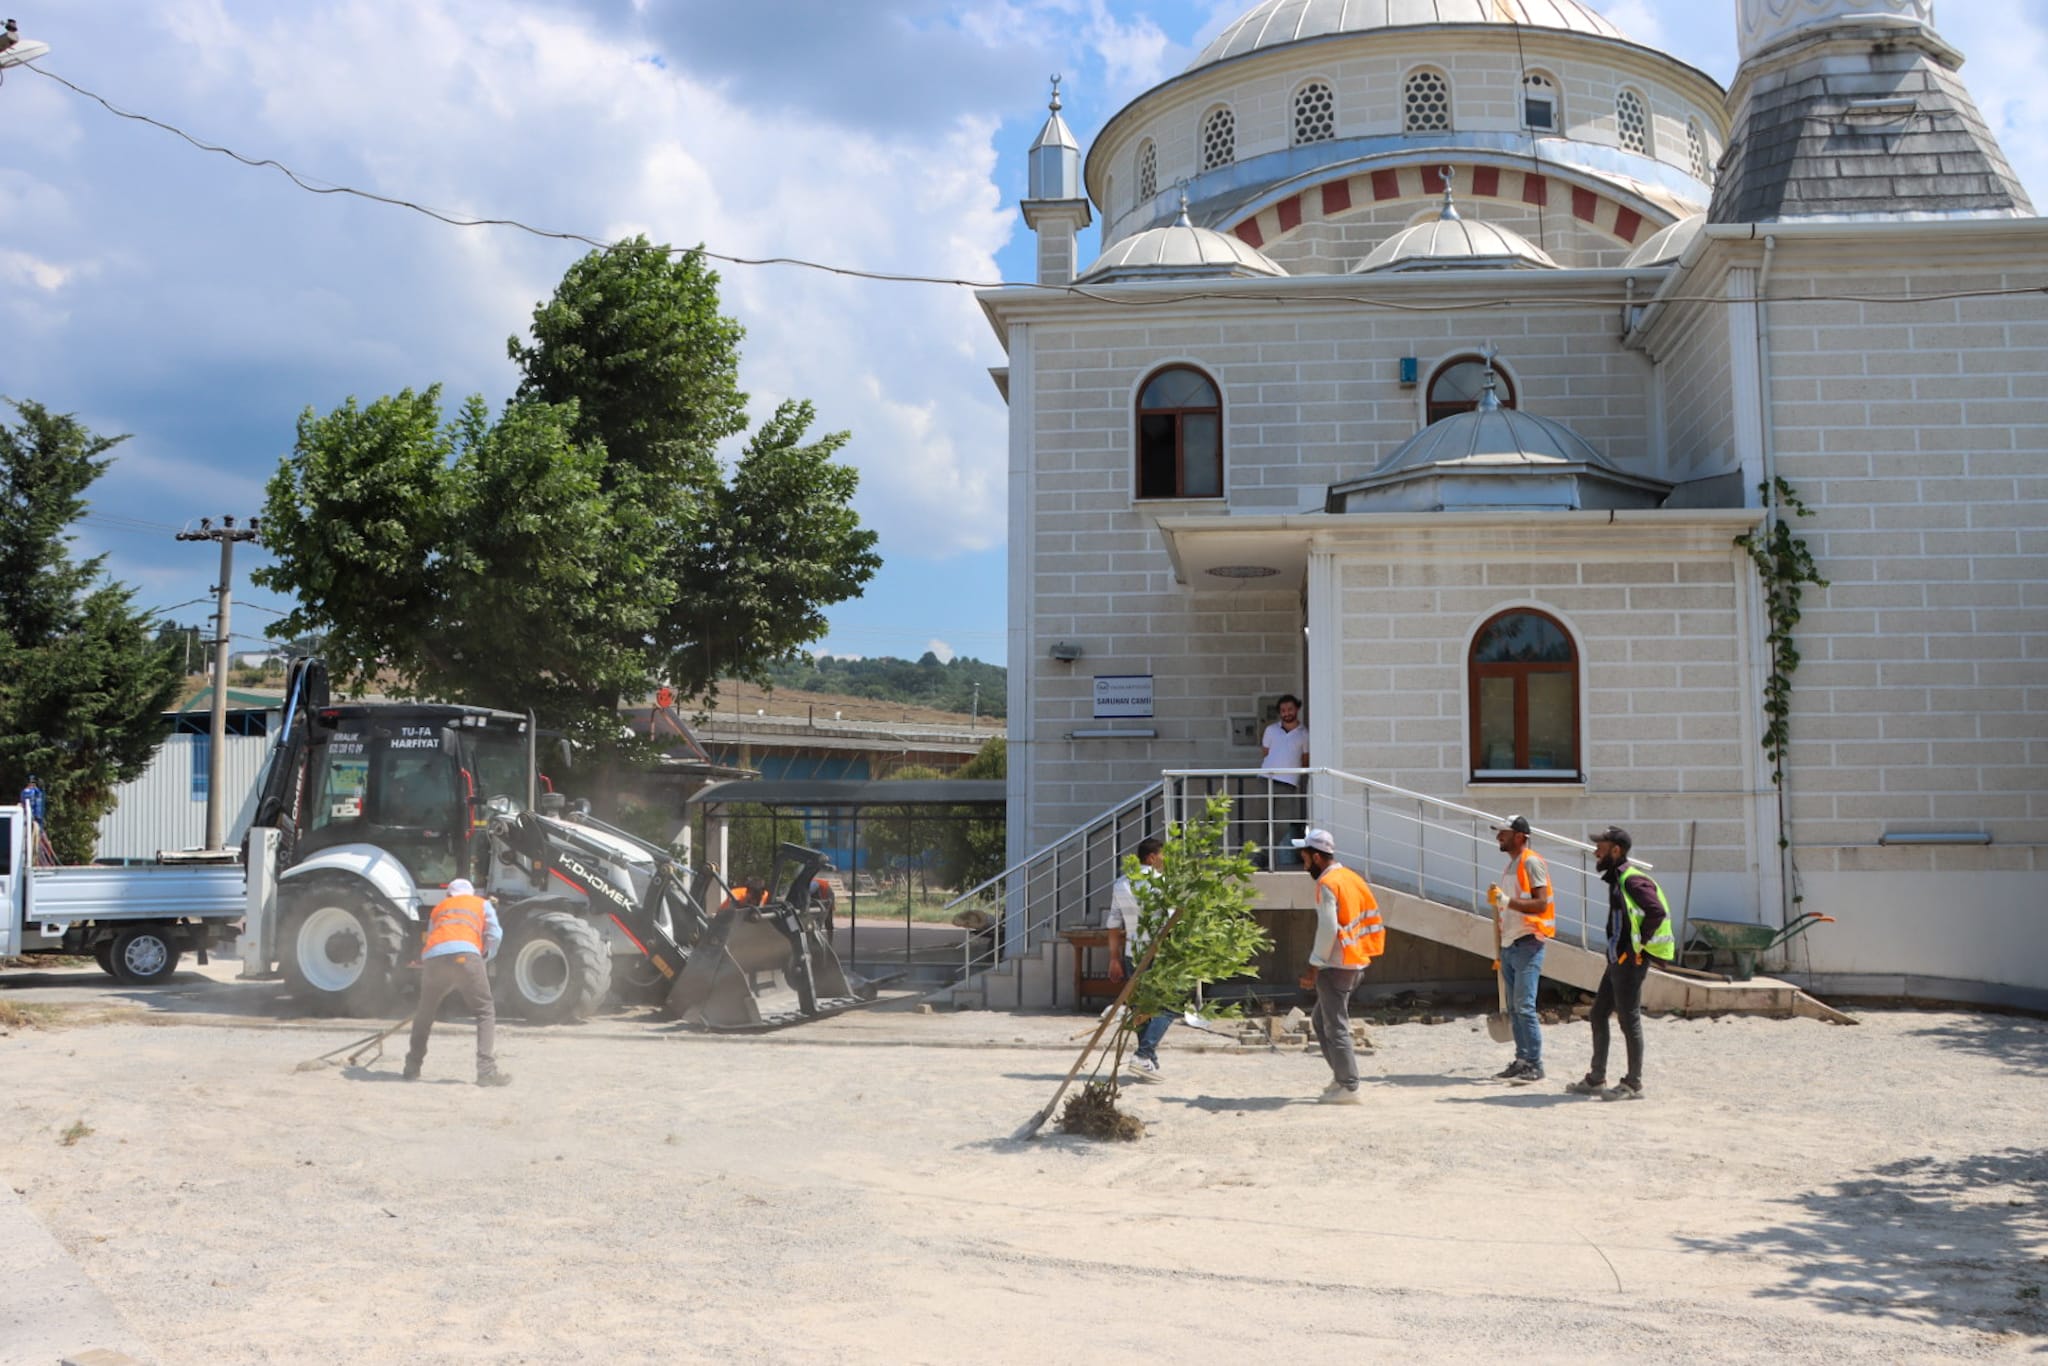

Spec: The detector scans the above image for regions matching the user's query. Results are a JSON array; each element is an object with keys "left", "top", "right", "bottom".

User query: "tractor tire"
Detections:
[
  {"left": 501, "top": 911, "right": 612, "bottom": 1023},
  {"left": 281, "top": 884, "right": 409, "bottom": 1017},
  {"left": 108, "top": 927, "right": 181, "bottom": 985},
  {"left": 92, "top": 939, "right": 117, "bottom": 978}
]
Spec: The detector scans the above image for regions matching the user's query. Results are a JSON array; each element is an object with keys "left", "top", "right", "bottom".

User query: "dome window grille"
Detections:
[
  {"left": 1293, "top": 81, "right": 1335, "bottom": 145},
  {"left": 1201, "top": 106, "right": 1236, "bottom": 170},
  {"left": 1404, "top": 69, "right": 1452, "bottom": 133},
  {"left": 1137, "top": 139, "right": 1157, "bottom": 201},
  {"left": 1616, "top": 88, "right": 1650, "bottom": 155},
  {"left": 1521, "top": 72, "right": 1558, "bottom": 132},
  {"left": 1686, "top": 119, "right": 1710, "bottom": 182}
]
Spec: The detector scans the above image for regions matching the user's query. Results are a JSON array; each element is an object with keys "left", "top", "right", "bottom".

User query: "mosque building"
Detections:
[{"left": 978, "top": 0, "right": 2046, "bottom": 1006}]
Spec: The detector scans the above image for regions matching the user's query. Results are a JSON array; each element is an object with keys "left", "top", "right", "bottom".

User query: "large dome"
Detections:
[{"left": 1190, "top": 0, "right": 1631, "bottom": 71}]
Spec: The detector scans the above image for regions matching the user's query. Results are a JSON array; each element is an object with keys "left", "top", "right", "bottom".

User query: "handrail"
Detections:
[
  {"left": 940, "top": 780, "right": 1163, "bottom": 913},
  {"left": 1162, "top": 766, "right": 1651, "bottom": 870},
  {"left": 938, "top": 781, "right": 1164, "bottom": 1001}
]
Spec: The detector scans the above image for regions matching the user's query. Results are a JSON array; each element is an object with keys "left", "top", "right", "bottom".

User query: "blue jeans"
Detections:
[
  {"left": 1121, "top": 955, "right": 1175, "bottom": 1061},
  {"left": 1500, "top": 936, "right": 1546, "bottom": 1067}
]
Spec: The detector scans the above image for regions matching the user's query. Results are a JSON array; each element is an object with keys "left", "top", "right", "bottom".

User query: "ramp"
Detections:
[{"left": 1252, "top": 874, "right": 1854, "bottom": 1023}]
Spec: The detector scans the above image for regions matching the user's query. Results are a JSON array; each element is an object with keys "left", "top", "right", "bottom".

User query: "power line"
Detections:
[{"left": 31, "top": 62, "right": 2048, "bottom": 314}]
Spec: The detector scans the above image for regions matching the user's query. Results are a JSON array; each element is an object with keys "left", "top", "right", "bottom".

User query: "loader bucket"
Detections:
[{"left": 664, "top": 843, "right": 875, "bottom": 1030}]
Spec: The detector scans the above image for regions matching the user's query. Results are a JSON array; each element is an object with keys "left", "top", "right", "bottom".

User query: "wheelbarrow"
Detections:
[{"left": 1681, "top": 912, "right": 1836, "bottom": 981}]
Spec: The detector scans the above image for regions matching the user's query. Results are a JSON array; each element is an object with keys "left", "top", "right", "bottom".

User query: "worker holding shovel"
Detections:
[{"left": 1565, "top": 827, "right": 1673, "bottom": 1102}]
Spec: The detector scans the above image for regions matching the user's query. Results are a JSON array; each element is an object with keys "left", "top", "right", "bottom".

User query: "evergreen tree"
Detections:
[{"left": 0, "top": 401, "right": 182, "bottom": 862}]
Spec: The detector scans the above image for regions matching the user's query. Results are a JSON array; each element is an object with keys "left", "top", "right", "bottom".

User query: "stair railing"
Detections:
[
  {"left": 938, "top": 782, "right": 1164, "bottom": 1003},
  {"left": 1164, "top": 767, "right": 1648, "bottom": 951}
]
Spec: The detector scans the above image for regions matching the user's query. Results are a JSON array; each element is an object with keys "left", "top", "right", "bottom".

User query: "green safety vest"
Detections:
[{"left": 1619, "top": 871, "right": 1677, "bottom": 961}]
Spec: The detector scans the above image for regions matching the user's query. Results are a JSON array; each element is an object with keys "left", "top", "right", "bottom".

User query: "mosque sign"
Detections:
[{"left": 1092, "top": 675, "right": 1154, "bottom": 719}]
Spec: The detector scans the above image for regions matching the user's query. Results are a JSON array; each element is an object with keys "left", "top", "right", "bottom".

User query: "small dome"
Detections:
[
  {"left": 1192, "top": 0, "right": 1630, "bottom": 71},
  {"left": 1326, "top": 371, "right": 1672, "bottom": 514},
  {"left": 1352, "top": 213, "right": 1559, "bottom": 274},
  {"left": 1623, "top": 213, "right": 1705, "bottom": 268},
  {"left": 1373, "top": 404, "right": 1609, "bottom": 473},
  {"left": 1082, "top": 214, "right": 1288, "bottom": 283}
]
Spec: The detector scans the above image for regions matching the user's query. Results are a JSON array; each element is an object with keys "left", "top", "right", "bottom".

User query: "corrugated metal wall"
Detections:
[{"left": 96, "top": 730, "right": 277, "bottom": 861}]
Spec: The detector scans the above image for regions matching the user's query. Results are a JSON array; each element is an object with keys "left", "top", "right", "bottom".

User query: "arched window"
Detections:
[
  {"left": 1470, "top": 610, "right": 1580, "bottom": 779},
  {"left": 1616, "top": 88, "right": 1650, "bottom": 155},
  {"left": 1136, "top": 139, "right": 1157, "bottom": 201},
  {"left": 1404, "top": 68, "right": 1452, "bottom": 133},
  {"left": 1522, "top": 71, "right": 1558, "bottom": 132},
  {"left": 1201, "top": 107, "right": 1235, "bottom": 170},
  {"left": 1293, "top": 80, "right": 1335, "bottom": 145},
  {"left": 1686, "top": 119, "right": 1710, "bottom": 182},
  {"left": 1136, "top": 366, "right": 1222, "bottom": 499},
  {"left": 1427, "top": 355, "right": 1516, "bottom": 425}
]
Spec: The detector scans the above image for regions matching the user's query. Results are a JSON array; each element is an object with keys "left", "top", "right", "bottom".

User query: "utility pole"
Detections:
[
  {"left": 176, "top": 516, "right": 261, "bottom": 851},
  {"left": 971, "top": 681, "right": 980, "bottom": 730}
]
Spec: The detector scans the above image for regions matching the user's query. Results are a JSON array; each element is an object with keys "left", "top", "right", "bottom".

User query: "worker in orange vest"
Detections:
[
  {"left": 1293, "top": 828, "right": 1384, "bottom": 1106},
  {"left": 1491, "top": 815, "right": 1555, "bottom": 1085},
  {"left": 403, "top": 878, "right": 510, "bottom": 1086}
]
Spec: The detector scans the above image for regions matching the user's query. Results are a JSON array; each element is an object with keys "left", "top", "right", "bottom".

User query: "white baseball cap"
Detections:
[
  {"left": 445, "top": 878, "right": 475, "bottom": 897},
  {"left": 1291, "top": 829, "right": 1336, "bottom": 855}
]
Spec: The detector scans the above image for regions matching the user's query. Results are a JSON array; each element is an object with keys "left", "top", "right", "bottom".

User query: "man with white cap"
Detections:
[
  {"left": 1293, "top": 828, "right": 1384, "bottom": 1105},
  {"left": 403, "top": 877, "right": 510, "bottom": 1086}
]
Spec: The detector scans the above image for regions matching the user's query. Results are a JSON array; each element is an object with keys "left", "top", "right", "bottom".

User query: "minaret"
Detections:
[
  {"left": 1713, "top": 0, "right": 2032, "bottom": 221},
  {"left": 1020, "top": 76, "right": 1091, "bottom": 286}
]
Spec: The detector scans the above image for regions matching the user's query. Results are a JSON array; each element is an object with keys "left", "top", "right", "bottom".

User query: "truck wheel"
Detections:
[
  {"left": 502, "top": 911, "right": 612, "bottom": 1023},
  {"left": 108, "top": 927, "right": 182, "bottom": 986},
  {"left": 92, "top": 940, "right": 117, "bottom": 977},
  {"left": 282, "top": 886, "right": 408, "bottom": 1017}
]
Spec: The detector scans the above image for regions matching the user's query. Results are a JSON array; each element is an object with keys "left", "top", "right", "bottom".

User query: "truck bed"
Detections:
[{"left": 23, "top": 864, "right": 246, "bottom": 926}]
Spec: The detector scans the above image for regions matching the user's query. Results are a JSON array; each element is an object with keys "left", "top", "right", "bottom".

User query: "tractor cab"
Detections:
[{"left": 290, "top": 704, "right": 535, "bottom": 891}]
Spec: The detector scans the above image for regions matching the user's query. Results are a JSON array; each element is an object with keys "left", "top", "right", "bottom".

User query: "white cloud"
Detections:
[{"left": 923, "top": 638, "right": 957, "bottom": 663}]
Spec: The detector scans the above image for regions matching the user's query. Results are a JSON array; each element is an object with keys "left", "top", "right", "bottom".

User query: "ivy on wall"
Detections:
[{"left": 1735, "top": 476, "right": 1829, "bottom": 789}]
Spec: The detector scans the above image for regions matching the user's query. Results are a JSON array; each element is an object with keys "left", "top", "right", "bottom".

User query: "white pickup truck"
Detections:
[{"left": 0, "top": 805, "right": 254, "bottom": 984}]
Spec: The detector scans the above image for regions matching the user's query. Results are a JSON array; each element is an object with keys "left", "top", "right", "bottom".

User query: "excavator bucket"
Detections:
[{"left": 663, "top": 844, "right": 876, "bottom": 1030}]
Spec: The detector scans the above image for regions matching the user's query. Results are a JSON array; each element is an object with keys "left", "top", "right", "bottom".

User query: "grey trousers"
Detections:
[
  {"left": 1313, "top": 967, "right": 1362, "bottom": 1090},
  {"left": 406, "top": 952, "right": 498, "bottom": 1077}
]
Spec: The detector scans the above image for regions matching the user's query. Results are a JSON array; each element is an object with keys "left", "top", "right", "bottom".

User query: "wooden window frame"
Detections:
[
  {"left": 1468, "top": 609, "right": 1581, "bottom": 782},
  {"left": 1135, "top": 365, "right": 1223, "bottom": 500}
]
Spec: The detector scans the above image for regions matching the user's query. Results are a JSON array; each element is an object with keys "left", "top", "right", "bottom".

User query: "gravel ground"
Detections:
[{"left": 1, "top": 986, "right": 2045, "bottom": 1364}]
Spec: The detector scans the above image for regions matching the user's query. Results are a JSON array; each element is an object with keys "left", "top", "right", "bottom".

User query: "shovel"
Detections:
[{"left": 1486, "top": 891, "right": 1513, "bottom": 1044}]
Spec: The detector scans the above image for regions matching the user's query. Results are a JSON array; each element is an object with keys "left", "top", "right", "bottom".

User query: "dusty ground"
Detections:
[{"left": 1, "top": 965, "right": 2044, "bottom": 1365}]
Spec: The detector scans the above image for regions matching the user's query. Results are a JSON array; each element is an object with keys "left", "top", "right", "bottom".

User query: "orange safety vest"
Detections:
[
  {"left": 1507, "top": 848, "right": 1556, "bottom": 940},
  {"left": 422, "top": 893, "right": 488, "bottom": 955},
  {"left": 1320, "top": 864, "right": 1385, "bottom": 966}
]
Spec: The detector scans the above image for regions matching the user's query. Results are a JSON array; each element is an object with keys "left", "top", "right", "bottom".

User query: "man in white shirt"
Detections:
[
  {"left": 1105, "top": 837, "right": 1172, "bottom": 1080},
  {"left": 1256, "top": 695, "right": 1309, "bottom": 868}
]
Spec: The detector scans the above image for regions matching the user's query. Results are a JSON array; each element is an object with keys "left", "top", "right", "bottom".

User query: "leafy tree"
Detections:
[
  {"left": 256, "top": 239, "right": 880, "bottom": 751},
  {"left": 863, "top": 764, "right": 949, "bottom": 895},
  {"left": 937, "top": 736, "right": 1006, "bottom": 891},
  {"left": 0, "top": 401, "right": 182, "bottom": 862},
  {"left": 1110, "top": 793, "right": 1269, "bottom": 1088}
]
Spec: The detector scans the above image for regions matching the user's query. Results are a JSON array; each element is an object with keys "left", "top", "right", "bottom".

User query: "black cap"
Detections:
[
  {"left": 1592, "top": 825, "right": 1633, "bottom": 851},
  {"left": 1494, "top": 814, "right": 1531, "bottom": 836}
]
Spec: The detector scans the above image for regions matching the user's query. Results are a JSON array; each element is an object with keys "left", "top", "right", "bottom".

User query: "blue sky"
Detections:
[{"left": 4, "top": 1, "right": 2044, "bottom": 670}]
